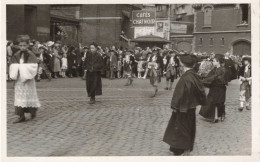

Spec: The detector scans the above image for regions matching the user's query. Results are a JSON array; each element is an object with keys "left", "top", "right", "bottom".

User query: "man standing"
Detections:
[
  {"left": 109, "top": 50, "right": 118, "bottom": 80},
  {"left": 224, "top": 51, "right": 237, "bottom": 82},
  {"left": 84, "top": 43, "right": 104, "bottom": 104},
  {"left": 163, "top": 54, "right": 206, "bottom": 156}
]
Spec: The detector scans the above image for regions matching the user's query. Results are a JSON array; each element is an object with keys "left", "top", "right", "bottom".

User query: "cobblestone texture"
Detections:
[{"left": 6, "top": 77, "right": 251, "bottom": 156}]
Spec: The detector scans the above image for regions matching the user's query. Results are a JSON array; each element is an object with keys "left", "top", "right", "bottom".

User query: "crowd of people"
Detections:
[
  {"left": 7, "top": 35, "right": 251, "bottom": 156},
  {"left": 6, "top": 38, "right": 245, "bottom": 83}
]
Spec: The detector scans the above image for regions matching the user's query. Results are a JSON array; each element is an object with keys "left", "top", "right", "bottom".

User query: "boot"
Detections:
[
  {"left": 30, "top": 109, "right": 37, "bottom": 119},
  {"left": 165, "top": 81, "right": 169, "bottom": 90},
  {"left": 169, "top": 82, "right": 173, "bottom": 90},
  {"left": 238, "top": 107, "right": 243, "bottom": 112},
  {"left": 124, "top": 78, "right": 130, "bottom": 86},
  {"left": 89, "top": 97, "right": 95, "bottom": 104},
  {"left": 129, "top": 78, "right": 133, "bottom": 86}
]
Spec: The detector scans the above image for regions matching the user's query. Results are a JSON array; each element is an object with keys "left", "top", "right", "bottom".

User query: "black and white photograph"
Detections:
[{"left": 1, "top": 0, "right": 260, "bottom": 162}]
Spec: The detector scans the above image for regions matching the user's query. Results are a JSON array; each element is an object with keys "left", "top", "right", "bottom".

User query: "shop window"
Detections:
[
  {"left": 240, "top": 4, "right": 249, "bottom": 24},
  {"left": 210, "top": 38, "right": 213, "bottom": 46},
  {"left": 199, "top": 38, "right": 203, "bottom": 45}
]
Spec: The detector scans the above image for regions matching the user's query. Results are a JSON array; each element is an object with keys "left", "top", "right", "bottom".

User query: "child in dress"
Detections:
[
  {"left": 61, "top": 54, "right": 68, "bottom": 78},
  {"left": 137, "top": 56, "right": 145, "bottom": 78}
]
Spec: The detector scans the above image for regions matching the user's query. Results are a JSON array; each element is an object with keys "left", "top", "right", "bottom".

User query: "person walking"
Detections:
[
  {"left": 164, "top": 51, "right": 176, "bottom": 90},
  {"left": 9, "top": 35, "right": 41, "bottom": 123},
  {"left": 83, "top": 42, "right": 104, "bottom": 104},
  {"left": 163, "top": 54, "right": 206, "bottom": 156}
]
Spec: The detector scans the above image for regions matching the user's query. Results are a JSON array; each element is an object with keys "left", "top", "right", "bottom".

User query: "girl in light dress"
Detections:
[{"left": 61, "top": 54, "right": 68, "bottom": 78}]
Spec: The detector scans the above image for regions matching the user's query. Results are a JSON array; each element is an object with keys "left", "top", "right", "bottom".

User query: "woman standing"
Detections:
[
  {"left": 148, "top": 50, "right": 161, "bottom": 97},
  {"left": 52, "top": 44, "right": 62, "bottom": 78},
  {"left": 238, "top": 56, "right": 251, "bottom": 111},
  {"left": 9, "top": 35, "right": 41, "bottom": 123},
  {"left": 123, "top": 51, "right": 134, "bottom": 86},
  {"left": 199, "top": 54, "right": 229, "bottom": 123}
]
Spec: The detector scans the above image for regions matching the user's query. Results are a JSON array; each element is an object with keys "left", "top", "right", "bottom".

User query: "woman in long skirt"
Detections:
[
  {"left": 199, "top": 54, "right": 229, "bottom": 123},
  {"left": 123, "top": 51, "right": 134, "bottom": 86},
  {"left": 9, "top": 35, "right": 41, "bottom": 123}
]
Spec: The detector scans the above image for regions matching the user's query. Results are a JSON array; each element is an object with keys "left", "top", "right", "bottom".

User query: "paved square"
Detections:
[{"left": 6, "top": 78, "right": 251, "bottom": 156}]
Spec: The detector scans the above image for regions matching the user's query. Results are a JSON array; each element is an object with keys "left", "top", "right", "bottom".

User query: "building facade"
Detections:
[
  {"left": 80, "top": 4, "right": 141, "bottom": 48},
  {"left": 193, "top": 4, "right": 251, "bottom": 55},
  {"left": 170, "top": 4, "right": 194, "bottom": 52},
  {"left": 7, "top": 5, "right": 50, "bottom": 42}
]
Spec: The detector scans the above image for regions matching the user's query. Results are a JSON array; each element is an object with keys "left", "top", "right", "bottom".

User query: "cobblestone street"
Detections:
[{"left": 6, "top": 77, "right": 251, "bottom": 156}]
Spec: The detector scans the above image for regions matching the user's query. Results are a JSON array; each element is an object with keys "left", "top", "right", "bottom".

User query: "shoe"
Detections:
[
  {"left": 89, "top": 98, "right": 95, "bottom": 104},
  {"left": 246, "top": 106, "right": 250, "bottom": 110},
  {"left": 164, "top": 87, "right": 168, "bottom": 90},
  {"left": 221, "top": 113, "right": 225, "bottom": 122},
  {"left": 13, "top": 116, "right": 26, "bottom": 123},
  {"left": 31, "top": 112, "right": 36, "bottom": 119},
  {"left": 211, "top": 119, "right": 218, "bottom": 123},
  {"left": 238, "top": 107, "right": 243, "bottom": 112},
  {"left": 129, "top": 79, "right": 133, "bottom": 86}
]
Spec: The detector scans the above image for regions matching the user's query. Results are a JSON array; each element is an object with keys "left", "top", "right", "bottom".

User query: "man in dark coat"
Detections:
[
  {"left": 84, "top": 42, "right": 104, "bottom": 104},
  {"left": 224, "top": 52, "right": 237, "bottom": 82},
  {"left": 163, "top": 54, "right": 207, "bottom": 156}
]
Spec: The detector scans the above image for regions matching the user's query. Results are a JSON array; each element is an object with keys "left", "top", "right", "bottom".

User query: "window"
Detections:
[
  {"left": 156, "top": 5, "right": 162, "bottom": 11},
  {"left": 199, "top": 38, "right": 203, "bottom": 45},
  {"left": 203, "top": 6, "right": 213, "bottom": 26},
  {"left": 240, "top": 4, "right": 249, "bottom": 24},
  {"left": 210, "top": 38, "right": 213, "bottom": 46},
  {"left": 221, "top": 37, "right": 225, "bottom": 46}
]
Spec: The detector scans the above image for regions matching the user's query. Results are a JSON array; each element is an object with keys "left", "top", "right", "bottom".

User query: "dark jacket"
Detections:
[
  {"left": 83, "top": 51, "right": 104, "bottom": 72},
  {"left": 171, "top": 69, "right": 206, "bottom": 112}
]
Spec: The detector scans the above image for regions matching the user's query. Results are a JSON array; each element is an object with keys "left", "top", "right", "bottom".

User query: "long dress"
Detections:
[
  {"left": 163, "top": 69, "right": 206, "bottom": 153},
  {"left": 9, "top": 50, "right": 41, "bottom": 114},
  {"left": 53, "top": 49, "right": 61, "bottom": 72},
  {"left": 83, "top": 51, "right": 104, "bottom": 98},
  {"left": 199, "top": 67, "right": 229, "bottom": 119}
]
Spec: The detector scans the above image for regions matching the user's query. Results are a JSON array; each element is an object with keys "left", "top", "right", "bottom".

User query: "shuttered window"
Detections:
[{"left": 204, "top": 7, "right": 212, "bottom": 26}]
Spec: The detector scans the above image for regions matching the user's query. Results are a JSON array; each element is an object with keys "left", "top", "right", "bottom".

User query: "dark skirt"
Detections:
[
  {"left": 163, "top": 108, "right": 196, "bottom": 151},
  {"left": 15, "top": 106, "right": 37, "bottom": 115},
  {"left": 86, "top": 71, "right": 102, "bottom": 97},
  {"left": 199, "top": 86, "right": 226, "bottom": 119}
]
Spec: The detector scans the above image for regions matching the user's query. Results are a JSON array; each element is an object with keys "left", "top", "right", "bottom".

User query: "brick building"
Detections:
[
  {"left": 6, "top": 5, "right": 50, "bottom": 42},
  {"left": 193, "top": 4, "right": 251, "bottom": 56},
  {"left": 80, "top": 4, "right": 141, "bottom": 48}
]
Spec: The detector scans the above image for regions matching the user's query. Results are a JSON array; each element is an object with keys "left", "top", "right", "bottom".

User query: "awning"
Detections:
[
  {"left": 122, "top": 10, "right": 131, "bottom": 19},
  {"left": 50, "top": 14, "right": 80, "bottom": 26},
  {"left": 131, "top": 35, "right": 171, "bottom": 43}
]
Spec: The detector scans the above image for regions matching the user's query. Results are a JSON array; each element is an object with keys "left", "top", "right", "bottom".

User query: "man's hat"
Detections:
[
  {"left": 179, "top": 54, "right": 197, "bottom": 68},
  {"left": 242, "top": 56, "right": 251, "bottom": 63}
]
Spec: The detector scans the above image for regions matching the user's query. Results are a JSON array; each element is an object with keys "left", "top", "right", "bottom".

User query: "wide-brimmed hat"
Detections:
[
  {"left": 47, "top": 41, "right": 55, "bottom": 47},
  {"left": 179, "top": 54, "right": 197, "bottom": 68}
]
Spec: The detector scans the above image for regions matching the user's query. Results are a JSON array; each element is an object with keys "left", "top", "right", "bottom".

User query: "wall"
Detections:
[
  {"left": 194, "top": 32, "right": 250, "bottom": 54},
  {"left": 194, "top": 4, "right": 251, "bottom": 55},
  {"left": 6, "top": 5, "right": 50, "bottom": 42},
  {"left": 7, "top": 5, "right": 25, "bottom": 41}
]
